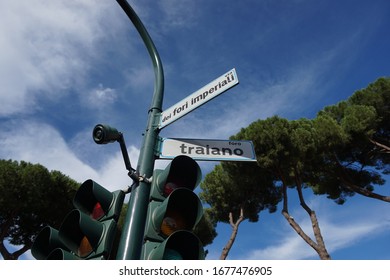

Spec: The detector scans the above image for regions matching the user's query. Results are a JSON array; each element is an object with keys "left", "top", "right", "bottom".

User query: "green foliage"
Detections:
[
  {"left": 201, "top": 77, "right": 389, "bottom": 217},
  {"left": 242, "top": 116, "right": 292, "bottom": 170},
  {"left": 193, "top": 209, "right": 218, "bottom": 247},
  {"left": 341, "top": 105, "right": 377, "bottom": 136},
  {"left": 313, "top": 77, "right": 390, "bottom": 202},
  {"left": 0, "top": 159, "right": 78, "bottom": 259},
  {"left": 198, "top": 77, "right": 389, "bottom": 259},
  {"left": 200, "top": 159, "right": 282, "bottom": 224}
]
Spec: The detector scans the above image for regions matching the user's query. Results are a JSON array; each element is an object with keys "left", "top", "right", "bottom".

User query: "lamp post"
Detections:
[{"left": 115, "top": 0, "right": 164, "bottom": 260}]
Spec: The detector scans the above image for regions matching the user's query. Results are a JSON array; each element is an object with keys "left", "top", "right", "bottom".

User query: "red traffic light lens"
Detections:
[
  {"left": 163, "top": 182, "right": 179, "bottom": 196},
  {"left": 91, "top": 202, "right": 105, "bottom": 220}
]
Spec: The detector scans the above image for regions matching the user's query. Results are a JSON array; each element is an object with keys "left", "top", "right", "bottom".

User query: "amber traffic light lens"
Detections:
[
  {"left": 78, "top": 236, "right": 93, "bottom": 257},
  {"left": 160, "top": 210, "right": 190, "bottom": 237}
]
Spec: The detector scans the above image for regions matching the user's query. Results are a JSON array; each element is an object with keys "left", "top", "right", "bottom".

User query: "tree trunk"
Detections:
[
  {"left": 0, "top": 211, "right": 32, "bottom": 260},
  {"left": 282, "top": 175, "right": 331, "bottom": 260},
  {"left": 220, "top": 207, "right": 245, "bottom": 260},
  {"left": 0, "top": 241, "right": 30, "bottom": 260},
  {"left": 281, "top": 210, "right": 331, "bottom": 260}
]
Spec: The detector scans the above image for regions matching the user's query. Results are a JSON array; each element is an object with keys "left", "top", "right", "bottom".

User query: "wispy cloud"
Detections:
[
  {"left": 157, "top": 0, "right": 199, "bottom": 29},
  {"left": 243, "top": 217, "right": 390, "bottom": 260},
  {"left": 2, "top": 0, "right": 389, "bottom": 261},
  {"left": 239, "top": 198, "right": 390, "bottom": 260},
  {"left": 84, "top": 84, "right": 118, "bottom": 108},
  {"left": 162, "top": 50, "right": 339, "bottom": 141},
  {"left": 0, "top": 120, "right": 138, "bottom": 191},
  {"left": 0, "top": 0, "right": 120, "bottom": 116}
]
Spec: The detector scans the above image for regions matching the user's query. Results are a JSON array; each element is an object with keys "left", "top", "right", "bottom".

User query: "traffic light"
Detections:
[
  {"left": 31, "top": 179, "right": 125, "bottom": 260},
  {"left": 31, "top": 226, "right": 78, "bottom": 260},
  {"left": 141, "top": 155, "right": 205, "bottom": 260}
]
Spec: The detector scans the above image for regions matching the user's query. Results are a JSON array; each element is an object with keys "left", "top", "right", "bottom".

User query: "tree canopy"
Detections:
[
  {"left": 200, "top": 158, "right": 282, "bottom": 259},
  {"left": 312, "top": 77, "right": 390, "bottom": 203},
  {"left": 0, "top": 160, "right": 78, "bottom": 260},
  {"left": 199, "top": 77, "right": 389, "bottom": 259}
]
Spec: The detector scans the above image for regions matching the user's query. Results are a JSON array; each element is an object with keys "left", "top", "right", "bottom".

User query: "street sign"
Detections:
[
  {"left": 158, "top": 138, "right": 256, "bottom": 162},
  {"left": 159, "top": 68, "right": 239, "bottom": 129}
]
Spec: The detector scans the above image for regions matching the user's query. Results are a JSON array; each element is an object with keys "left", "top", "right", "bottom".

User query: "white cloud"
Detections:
[
  {"left": 244, "top": 218, "right": 389, "bottom": 260},
  {"left": 124, "top": 66, "right": 154, "bottom": 93},
  {"left": 85, "top": 83, "right": 118, "bottom": 109},
  {"left": 241, "top": 198, "right": 390, "bottom": 260},
  {"left": 158, "top": 0, "right": 199, "bottom": 29},
  {"left": 0, "top": 0, "right": 120, "bottom": 117},
  {"left": 162, "top": 58, "right": 329, "bottom": 141},
  {"left": 0, "top": 120, "right": 97, "bottom": 180},
  {"left": 96, "top": 145, "right": 140, "bottom": 192},
  {"left": 0, "top": 120, "right": 138, "bottom": 192},
  {"left": 245, "top": 233, "right": 315, "bottom": 260}
]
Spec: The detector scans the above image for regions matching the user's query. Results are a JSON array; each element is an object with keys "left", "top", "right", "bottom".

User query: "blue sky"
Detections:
[{"left": 1, "top": 0, "right": 389, "bottom": 260}]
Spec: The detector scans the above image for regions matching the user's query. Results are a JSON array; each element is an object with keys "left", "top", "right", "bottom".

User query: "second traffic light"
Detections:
[
  {"left": 31, "top": 179, "right": 125, "bottom": 260},
  {"left": 142, "top": 155, "right": 205, "bottom": 260},
  {"left": 58, "top": 180, "right": 125, "bottom": 259}
]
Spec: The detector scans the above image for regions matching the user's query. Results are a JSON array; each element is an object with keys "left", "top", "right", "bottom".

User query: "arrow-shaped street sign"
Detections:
[{"left": 159, "top": 68, "right": 239, "bottom": 129}]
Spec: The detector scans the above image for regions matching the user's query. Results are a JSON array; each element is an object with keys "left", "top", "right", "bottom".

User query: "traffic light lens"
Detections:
[
  {"left": 161, "top": 217, "right": 178, "bottom": 236},
  {"left": 78, "top": 236, "right": 93, "bottom": 257},
  {"left": 91, "top": 202, "right": 105, "bottom": 220},
  {"left": 163, "top": 182, "right": 179, "bottom": 196},
  {"left": 160, "top": 212, "right": 189, "bottom": 237},
  {"left": 163, "top": 248, "right": 183, "bottom": 260}
]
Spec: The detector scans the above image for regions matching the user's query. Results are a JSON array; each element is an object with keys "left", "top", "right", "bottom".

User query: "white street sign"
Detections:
[
  {"left": 159, "top": 68, "right": 239, "bottom": 129},
  {"left": 159, "top": 138, "right": 256, "bottom": 162}
]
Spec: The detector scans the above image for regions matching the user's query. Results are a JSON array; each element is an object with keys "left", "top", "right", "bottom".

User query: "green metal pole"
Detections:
[{"left": 115, "top": 0, "right": 164, "bottom": 260}]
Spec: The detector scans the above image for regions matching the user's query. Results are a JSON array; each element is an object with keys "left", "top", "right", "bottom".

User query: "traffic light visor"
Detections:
[
  {"left": 153, "top": 188, "right": 203, "bottom": 237},
  {"left": 147, "top": 231, "right": 205, "bottom": 260},
  {"left": 73, "top": 179, "right": 124, "bottom": 221},
  {"left": 46, "top": 248, "right": 79, "bottom": 260},
  {"left": 156, "top": 155, "right": 202, "bottom": 197},
  {"left": 59, "top": 209, "right": 103, "bottom": 258},
  {"left": 31, "top": 226, "right": 65, "bottom": 260}
]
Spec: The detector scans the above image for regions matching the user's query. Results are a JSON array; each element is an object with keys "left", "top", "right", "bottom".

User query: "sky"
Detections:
[{"left": 1, "top": 0, "right": 389, "bottom": 260}]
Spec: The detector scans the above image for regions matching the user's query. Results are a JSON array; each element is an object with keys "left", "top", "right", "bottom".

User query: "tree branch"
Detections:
[
  {"left": 280, "top": 169, "right": 331, "bottom": 260},
  {"left": 334, "top": 155, "right": 390, "bottom": 202},
  {"left": 369, "top": 138, "right": 390, "bottom": 153},
  {"left": 294, "top": 167, "right": 312, "bottom": 215},
  {"left": 220, "top": 207, "right": 245, "bottom": 260},
  {"left": 281, "top": 209, "right": 318, "bottom": 250}
]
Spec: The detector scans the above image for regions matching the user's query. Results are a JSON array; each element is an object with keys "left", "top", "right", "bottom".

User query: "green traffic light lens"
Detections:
[{"left": 163, "top": 248, "right": 183, "bottom": 260}]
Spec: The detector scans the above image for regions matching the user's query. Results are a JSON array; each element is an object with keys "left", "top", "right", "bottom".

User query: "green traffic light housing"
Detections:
[
  {"left": 142, "top": 155, "right": 205, "bottom": 260},
  {"left": 58, "top": 209, "right": 117, "bottom": 259},
  {"left": 150, "top": 155, "right": 202, "bottom": 201},
  {"left": 46, "top": 248, "right": 79, "bottom": 260},
  {"left": 31, "top": 179, "right": 125, "bottom": 260},
  {"left": 143, "top": 231, "right": 205, "bottom": 260},
  {"left": 74, "top": 179, "right": 125, "bottom": 222},
  {"left": 145, "top": 188, "right": 203, "bottom": 241},
  {"left": 31, "top": 226, "right": 69, "bottom": 260}
]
